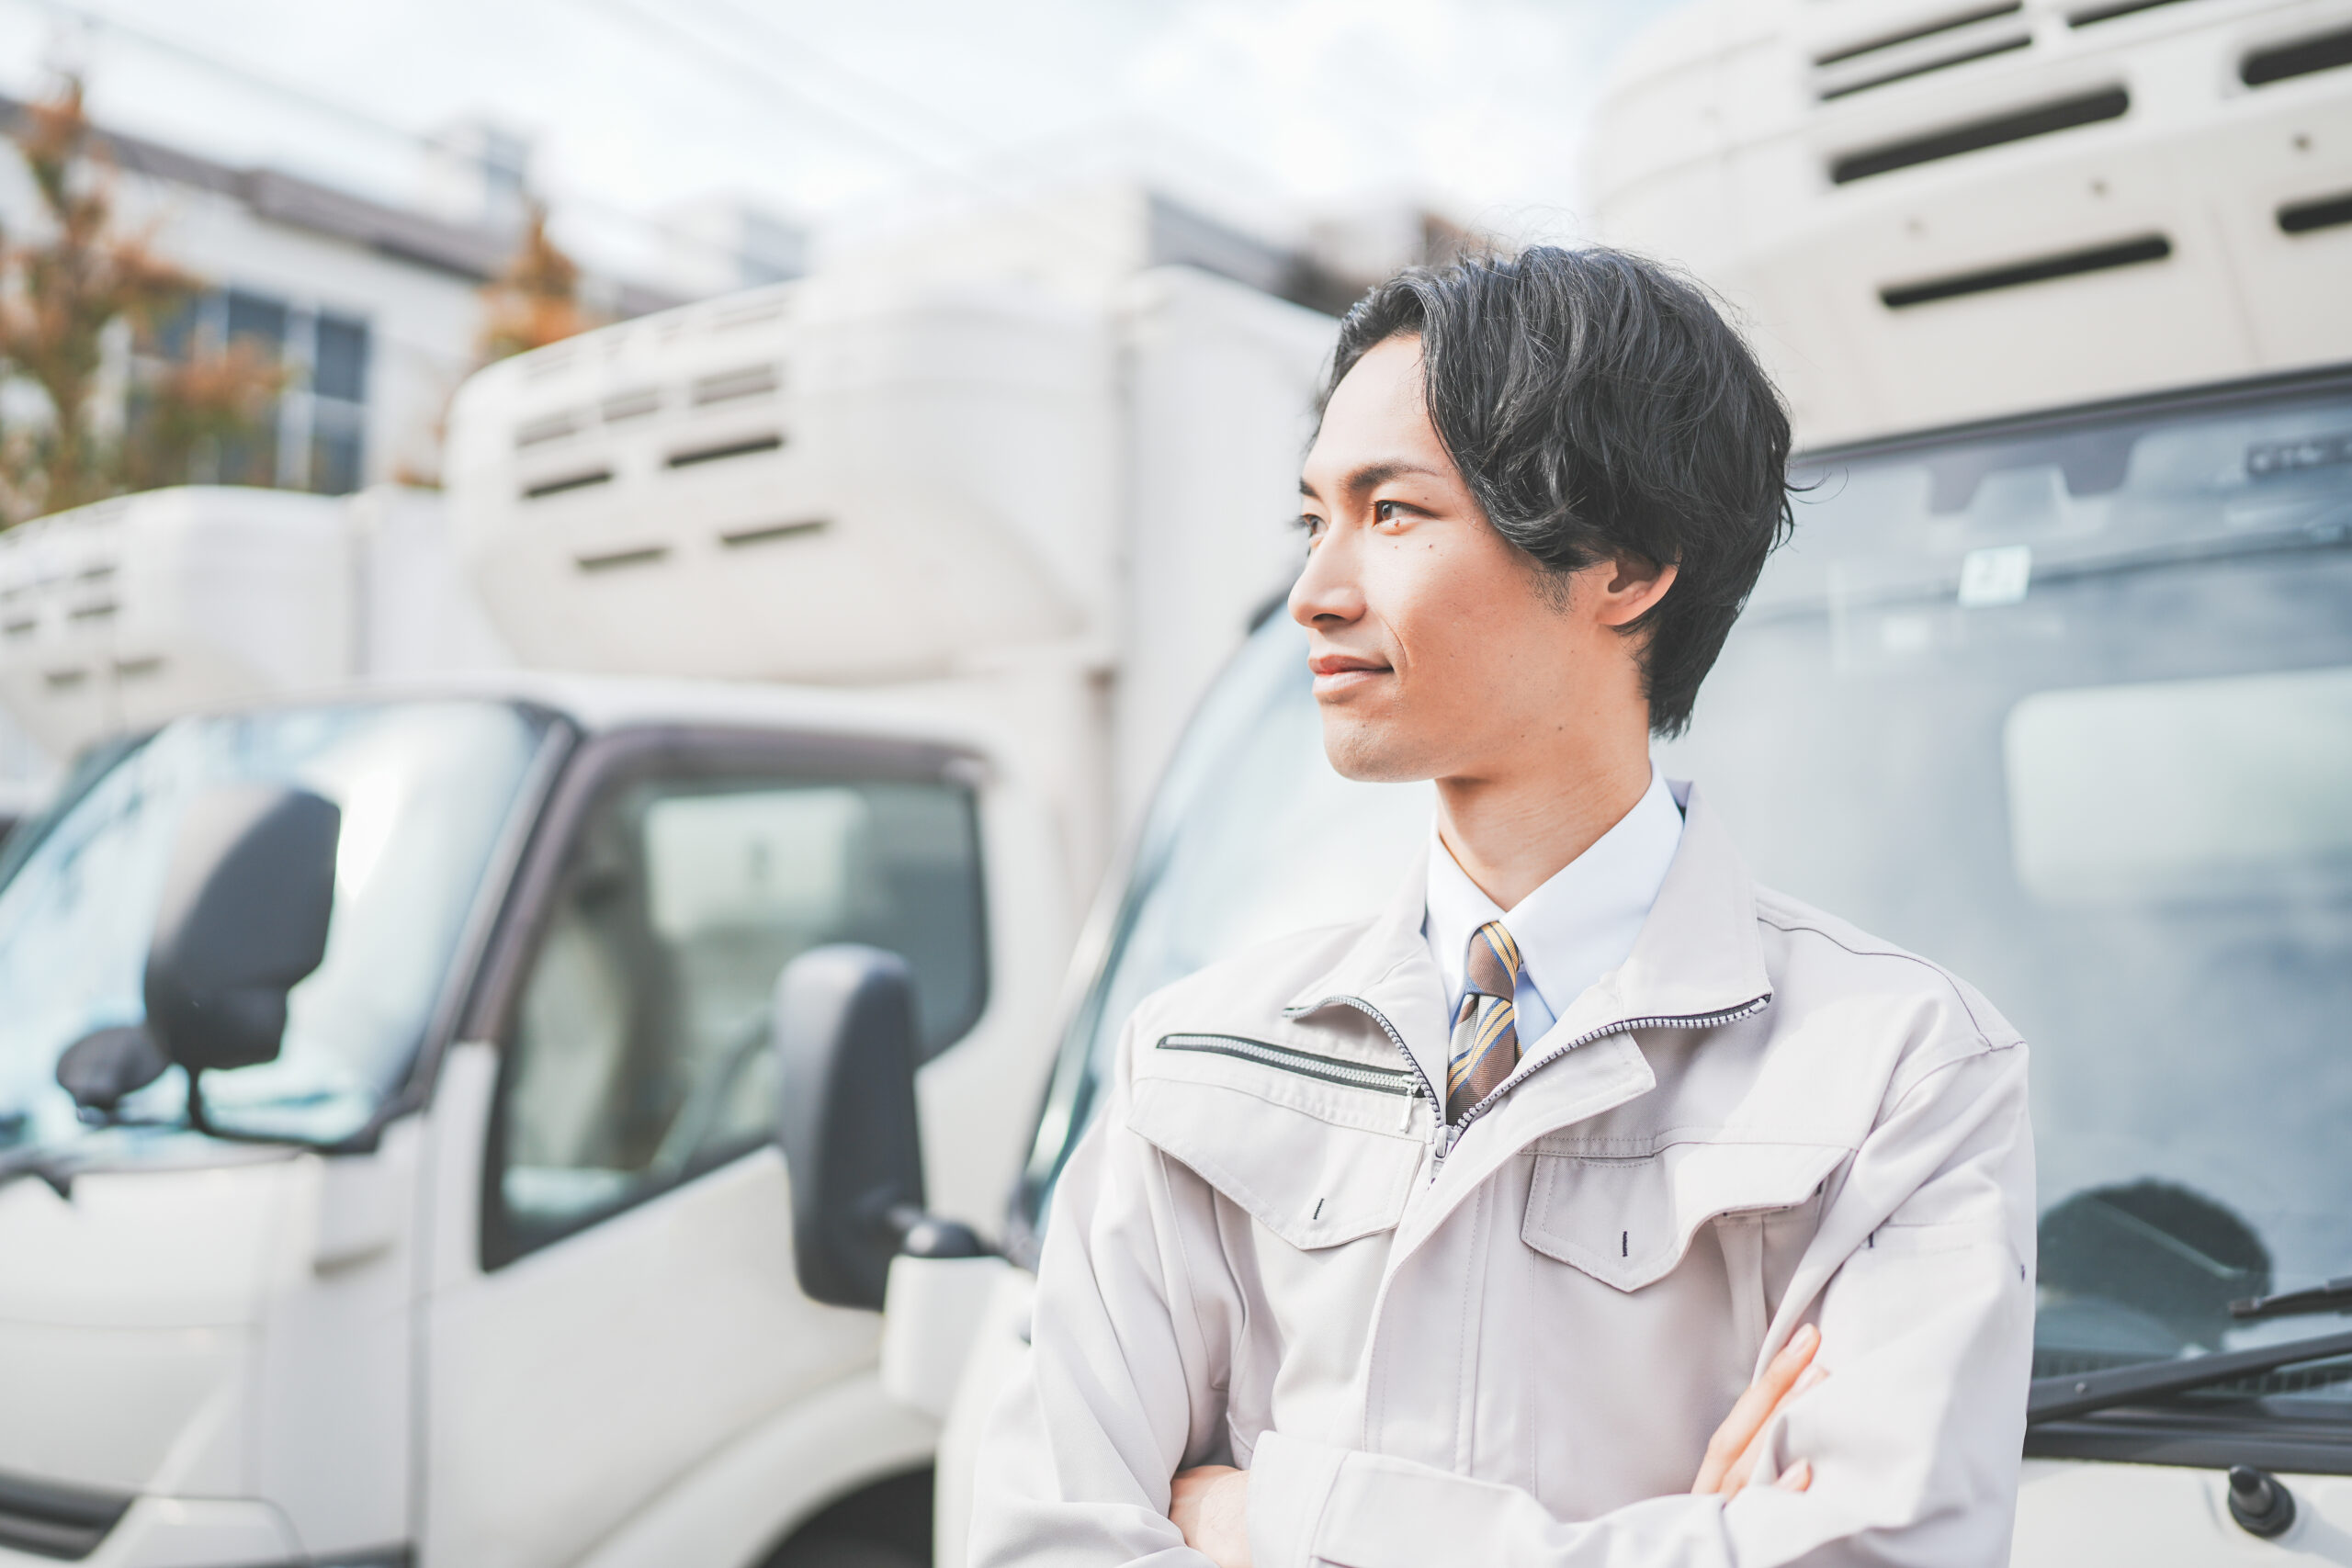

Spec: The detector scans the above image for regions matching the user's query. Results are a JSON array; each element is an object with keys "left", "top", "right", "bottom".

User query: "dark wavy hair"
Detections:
[{"left": 1323, "top": 245, "right": 1793, "bottom": 737}]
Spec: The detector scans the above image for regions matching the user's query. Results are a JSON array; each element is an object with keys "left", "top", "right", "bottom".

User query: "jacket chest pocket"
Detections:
[
  {"left": 1128, "top": 1036, "right": 1429, "bottom": 1249},
  {"left": 1521, "top": 1139, "right": 1847, "bottom": 1292}
]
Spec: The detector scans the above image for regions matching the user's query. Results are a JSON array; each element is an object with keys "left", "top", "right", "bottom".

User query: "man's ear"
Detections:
[{"left": 1595, "top": 555, "right": 1679, "bottom": 628}]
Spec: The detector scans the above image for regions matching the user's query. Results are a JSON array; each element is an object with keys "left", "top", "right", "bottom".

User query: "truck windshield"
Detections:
[
  {"left": 0, "top": 699, "right": 550, "bottom": 1156},
  {"left": 1023, "top": 371, "right": 2352, "bottom": 1425}
]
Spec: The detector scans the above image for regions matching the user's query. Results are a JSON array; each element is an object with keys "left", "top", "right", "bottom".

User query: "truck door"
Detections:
[{"left": 422, "top": 728, "right": 990, "bottom": 1568}]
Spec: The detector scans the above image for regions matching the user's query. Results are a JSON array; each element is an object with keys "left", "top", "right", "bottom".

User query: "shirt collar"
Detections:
[{"left": 1421, "top": 765, "right": 1686, "bottom": 1024}]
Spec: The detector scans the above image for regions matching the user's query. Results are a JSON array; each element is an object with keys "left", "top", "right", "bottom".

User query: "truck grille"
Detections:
[{"left": 0, "top": 1469, "right": 130, "bottom": 1560}]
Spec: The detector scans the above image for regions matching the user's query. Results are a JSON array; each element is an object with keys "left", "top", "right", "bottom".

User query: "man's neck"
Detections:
[{"left": 1433, "top": 731, "right": 1654, "bottom": 911}]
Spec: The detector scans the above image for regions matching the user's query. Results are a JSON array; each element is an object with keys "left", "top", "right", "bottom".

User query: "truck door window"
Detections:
[{"left": 492, "top": 772, "right": 984, "bottom": 1256}]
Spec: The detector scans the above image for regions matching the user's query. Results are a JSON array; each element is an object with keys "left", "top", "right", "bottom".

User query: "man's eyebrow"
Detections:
[{"left": 1299, "top": 461, "right": 1451, "bottom": 501}]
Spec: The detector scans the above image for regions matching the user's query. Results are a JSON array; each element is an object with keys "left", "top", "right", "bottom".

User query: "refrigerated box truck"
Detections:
[
  {"left": 853, "top": 4, "right": 2352, "bottom": 1565},
  {"left": 0, "top": 263, "right": 1336, "bottom": 1568}
]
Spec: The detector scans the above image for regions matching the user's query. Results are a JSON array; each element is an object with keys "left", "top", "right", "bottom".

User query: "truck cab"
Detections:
[
  {"left": 0, "top": 674, "right": 1070, "bottom": 1568},
  {"left": 899, "top": 2, "right": 2352, "bottom": 1562}
]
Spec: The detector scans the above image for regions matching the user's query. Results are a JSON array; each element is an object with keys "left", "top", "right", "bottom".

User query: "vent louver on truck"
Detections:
[
  {"left": 2243, "top": 24, "right": 2352, "bottom": 86},
  {"left": 521, "top": 468, "right": 613, "bottom": 501},
  {"left": 2279, "top": 190, "right": 2352, "bottom": 234},
  {"left": 1820, "top": 36, "right": 2032, "bottom": 100},
  {"left": 1831, "top": 86, "right": 2130, "bottom": 182},
  {"left": 2068, "top": 0, "right": 2203, "bottom": 27},
  {"left": 514, "top": 412, "right": 580, "bottom": 450},
  {"left": 1880, "top": 233, "right": 2172, "bottom": 308},
  {"left": 1815, "top": 3, "right": 2022, "bottom": 66},
  {"left": 666, "top": 433, "right": 785, "bottom": 468},
  {"left": 719, "top": 517, "right": 828, "bottom": 548},
  {"left": 1813, "top": 3, "right": 2032, "bottom": 102},
  {"left": 690, "top": 364, "right": 782, "bottom": 406},
  {"left": 574, "top": 545, "right": 670, "bottom": 572}
]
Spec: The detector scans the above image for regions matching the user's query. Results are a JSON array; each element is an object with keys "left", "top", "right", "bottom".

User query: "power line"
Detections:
[
  {"left": 0, "top": 0, "right": 760, "bottom": 272},
  {"left": 560, "top": 0, "right": 1131, "bottom": 262},
  {"left": 558, "top": 0, "right": 967, "bottom": 179},
  {"left": 675, "top": 0, "right": 1003, "bottom": 164}
]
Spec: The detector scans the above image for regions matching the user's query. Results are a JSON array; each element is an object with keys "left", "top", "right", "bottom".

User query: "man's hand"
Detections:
[
  {"left": 1692, "top": 1321, "right": 1827, "bottom": 1496},
  {"left": 1170, "top": 1463, "right": 1251, "bottom": 1567},
  {"left": 1169, "top": 1325, "right": 1823, "bottom": 1564}
]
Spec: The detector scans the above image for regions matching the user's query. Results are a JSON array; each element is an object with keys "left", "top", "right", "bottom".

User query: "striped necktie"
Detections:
[{"left": 1446, "top": 919, "right": 1523, "bottom": 1126}]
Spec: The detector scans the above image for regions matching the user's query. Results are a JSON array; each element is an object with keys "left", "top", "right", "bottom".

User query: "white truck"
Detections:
[
  {"left": 0, "top": 264, "right": 1336, "bottom": 1568},
  {"left": 872, "top": 2, "right": 2352, "bottom": 1563}
]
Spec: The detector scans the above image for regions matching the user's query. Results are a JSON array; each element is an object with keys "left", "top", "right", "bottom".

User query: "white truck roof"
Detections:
[
  {"left": 1589, "top": 0, "right": 2352, "bottom": 446},
  {"left": 444, "top": 275, "right": 1117, "bottom": 685},
  {"left": 0, "top": 486, "right": 510, "bottom": 763},
  {"left": 0, "top": 487, "right": 356, "bottom": 760}
]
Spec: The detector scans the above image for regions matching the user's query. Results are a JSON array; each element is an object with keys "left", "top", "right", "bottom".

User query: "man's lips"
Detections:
[{"left": 1308, "top": 653, "right": 1391, "bottom": 695}]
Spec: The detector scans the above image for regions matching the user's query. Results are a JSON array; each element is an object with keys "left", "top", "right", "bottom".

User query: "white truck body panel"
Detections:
[
  {"left": 0, "top": 485, "right": 513, "bottom": 766},
  {"left": 1589, "top": 0, "right": 2352, "bottom": 447},
  {"left": 445, "top": 264, "right": 1333, "bottom": 899}
]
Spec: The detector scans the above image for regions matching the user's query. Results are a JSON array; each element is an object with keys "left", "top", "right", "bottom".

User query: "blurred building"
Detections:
[{"left": 0, "top": 97, "right": 727, "bottom": 497}]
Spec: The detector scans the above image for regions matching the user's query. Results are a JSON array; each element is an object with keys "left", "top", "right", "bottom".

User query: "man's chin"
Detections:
[{"left": 1317, "top": 716, "right": 1437, "bottom": 784}]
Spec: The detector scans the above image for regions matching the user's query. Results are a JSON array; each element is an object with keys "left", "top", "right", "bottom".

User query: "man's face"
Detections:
[{"left": 1292, "top": 333, "right": 1659, "bottom": 784}]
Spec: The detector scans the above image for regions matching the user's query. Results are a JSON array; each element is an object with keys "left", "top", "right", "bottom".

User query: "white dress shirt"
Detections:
[{"left": 1418, "top": 766, "right": 1685, "bottom": 1101}]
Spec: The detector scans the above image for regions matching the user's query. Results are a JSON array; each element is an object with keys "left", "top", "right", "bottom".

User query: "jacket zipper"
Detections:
[
  {"left": 1298, "top": 992, "right": 1774, "bottom": 1174},
  {"left": 1302, "top": 998, "right": 1447, "bottom": 1148},
  {"left": 1155, "top": 1032, "right": 1423, "bottom": 1099}
]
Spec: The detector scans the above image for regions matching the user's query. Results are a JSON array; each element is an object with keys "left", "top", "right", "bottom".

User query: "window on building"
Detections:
[
  {"left": 307, "top": 312, "right": 370, "bottom": 495},
  {"left": 127, "top": 288, "right": 371, "bottom": 495},
  {"left": 313, "top": 313, "right": 368, "bottom": 403}
]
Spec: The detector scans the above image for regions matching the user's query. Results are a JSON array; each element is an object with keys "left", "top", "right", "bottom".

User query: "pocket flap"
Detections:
[
  {"left": 1521, "top": 1140, "right": 1846, "bottom": 1292},
  {"left": 1128, "top": 1075, "right": 1422, "bottom": 1249}
]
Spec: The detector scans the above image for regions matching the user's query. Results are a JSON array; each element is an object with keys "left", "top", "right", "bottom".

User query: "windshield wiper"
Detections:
[
  {"left": 2233, "top": 1277, "right": 2352, "bottom": 1324},
  {"left": 2029, "top": 1327, "right": 2352, "bottom": 1424}
]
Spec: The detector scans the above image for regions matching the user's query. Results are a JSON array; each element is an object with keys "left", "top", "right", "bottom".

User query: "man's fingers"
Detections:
[
  {"left": 1691, "top": 1324, "right": 1820, "bottom": 1494},
  {"left": 1775, "top": 1459, "right": 1813, "bottom": 1493},
  {"left": 1725, "top": 1362, "right": 1832, "bottom": 1493},
  {"left": 1170, "top": 1464, "right": 1239, "bottom": 1544}
]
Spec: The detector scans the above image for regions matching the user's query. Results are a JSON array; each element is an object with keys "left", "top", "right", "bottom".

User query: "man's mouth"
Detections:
[{"left": 1308, "top": 653, "right": 1391, "bottom": 698}]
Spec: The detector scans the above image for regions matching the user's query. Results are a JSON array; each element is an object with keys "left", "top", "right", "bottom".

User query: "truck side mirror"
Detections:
[
  {"left": 143, "top": 784, "right": 341, "bottom": 1099},
  {"left": 774, "top": 945, "right": 929, "bottom": 1309}
]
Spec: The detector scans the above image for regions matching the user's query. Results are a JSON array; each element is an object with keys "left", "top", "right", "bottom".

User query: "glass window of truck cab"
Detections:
[
  {"left": 1021, "top": 372, "right": 2352, "bottom": 1445},
  {"left": 0, "top": 699, "right": 551, "bottom": 1156},
  {"left": 484, "top": 737, "right": 988, "bottom": 1264}
]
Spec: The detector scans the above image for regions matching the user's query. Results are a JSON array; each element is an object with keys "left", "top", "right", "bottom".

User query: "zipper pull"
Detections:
[{"left": 1433, "top": 1119, "right": 1459, "bottom": 1168}]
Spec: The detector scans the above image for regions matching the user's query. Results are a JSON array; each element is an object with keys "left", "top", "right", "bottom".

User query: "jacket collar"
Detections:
[
  {"left": 1281, "top": 781, "right": 1773, "bottom": 1089},
  {"left": 1554, "top": 778, "right": 1772, "bottom": 1038}
]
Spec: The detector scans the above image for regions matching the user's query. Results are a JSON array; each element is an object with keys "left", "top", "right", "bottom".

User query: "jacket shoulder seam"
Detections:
[{"left": 1751, "top": 906, "right": 2001, "bottom": 1050}]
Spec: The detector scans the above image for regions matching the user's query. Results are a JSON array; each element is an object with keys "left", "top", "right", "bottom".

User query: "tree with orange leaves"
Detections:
[
  {"left": 0, "top": 79, "right": 278, "bottom": 525},
  {"left": 479, "top": 205, "right": 591, "bottom": 362}
]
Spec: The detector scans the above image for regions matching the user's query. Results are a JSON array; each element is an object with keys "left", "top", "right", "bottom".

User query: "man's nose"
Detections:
[{"left": 1289, "top": 527, "right": 1366, "bottom": 628}]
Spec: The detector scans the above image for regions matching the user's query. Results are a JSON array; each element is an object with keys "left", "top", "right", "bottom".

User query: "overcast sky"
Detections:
[{"left": 0, "top": 0, "right": 1690, "bottom": 284}]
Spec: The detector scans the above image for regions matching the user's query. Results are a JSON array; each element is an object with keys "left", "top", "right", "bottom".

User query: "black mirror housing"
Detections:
[
  {"left": 145, "top": 784, "right": 340, "bottom": 1077},
  {"left": 55, "top": 1025, "right": 170, "bottom": 1117},
  {"left": 774, "top": 944, "right": 927, "bottom": 1310}
]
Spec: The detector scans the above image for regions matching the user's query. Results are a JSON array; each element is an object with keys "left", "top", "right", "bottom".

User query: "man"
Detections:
[{"left": 971, "top": 248, "right": 2034, "bottom": 1567}]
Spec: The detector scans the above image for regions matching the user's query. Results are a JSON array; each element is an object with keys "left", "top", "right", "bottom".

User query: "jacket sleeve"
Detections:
[
  {"left": 967, "top": 1013, "right": 1244, "bottom": 1568},
  {"left": 1247, "top": 1039, "right": 2037, "bottom": 1568}
]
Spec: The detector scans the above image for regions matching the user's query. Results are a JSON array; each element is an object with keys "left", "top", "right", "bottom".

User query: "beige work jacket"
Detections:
[{"left": 972, "top": 784, "right": 2036, "bottom": 1567}]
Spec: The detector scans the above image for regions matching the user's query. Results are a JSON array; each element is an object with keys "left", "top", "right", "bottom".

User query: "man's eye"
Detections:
[
  {"left": 1296, "top": 513, "right": 1326, "bottom": 544},
  {"left": 1374, "top": 500, "right": 1408, "bottom": 525}
]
